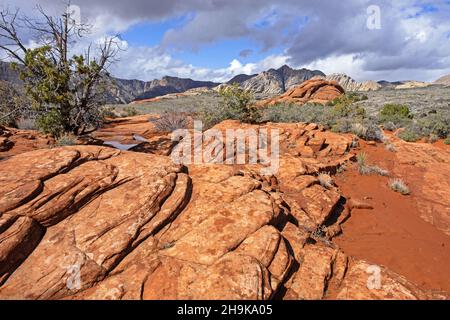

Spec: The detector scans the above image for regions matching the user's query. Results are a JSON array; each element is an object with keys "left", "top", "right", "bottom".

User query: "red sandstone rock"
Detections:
[
  {"left": 259, "top": 79, "right": 345, "bottom": 106},
  {"left": 0, "top": 121, "right": 447, "bottom": 301},
  {"left": 388, "top": 138, "right": 450, "bottom": 236},
  {"left": 0, "top": 127, "right": 54, "bottom": 158}
]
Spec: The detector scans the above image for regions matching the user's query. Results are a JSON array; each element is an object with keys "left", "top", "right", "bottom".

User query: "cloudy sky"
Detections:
[{"left": 1, "top": 0, "right": 450, "bottom": 82}]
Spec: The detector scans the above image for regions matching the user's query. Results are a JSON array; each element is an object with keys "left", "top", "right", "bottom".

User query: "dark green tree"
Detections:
[{"left": 0, "top": 5, "right": 121, "bottom": 136}]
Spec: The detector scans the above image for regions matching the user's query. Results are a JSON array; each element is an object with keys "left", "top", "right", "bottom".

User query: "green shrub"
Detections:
[
  {"left": 398, "top": 125, "right": 421, "bottom": 142},
  {"left": 261, "top": 100, "right": 384, "bottom": 141},
  {"left": 36, "top": 109, "right": 65, "bottom": 137},
  {"left": 56, "top": 133, "right": 77, "bottom": 146},
  {"left": 123, "top": 106, "right": 139, "bottom": 117},
  {"left": 101, "top": 107, "right": 118, "bottom": 119},
  {"left": 380, "top": 103, "right": 411, "bottom": 119},
  {"left": 379, "top": 104, "right": 412, "bottom": 128},
  {"left": 328, "top": 92, "right": 368, "bottom": 107},
  {"left": 261, "top": 103, "right": 330, "bottom": 125},
  {"left": 416, "top": 112, "right": 450, "bottom": 139},
  {"left": 382, "top": 121, "right": 398, "bottom": 131},
  {"left": 198, "top": 84, "right": 258, "bottom": 129},
  {"left": 331, "top": 118, "right": 353, "bottom": 134},
  {"left": 218, "top": 83, "right": 259, "bottom": 123}
]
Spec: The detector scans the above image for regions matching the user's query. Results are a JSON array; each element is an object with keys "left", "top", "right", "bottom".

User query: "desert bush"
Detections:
[
  {"left": 398, "top": 125, "right": 421, "bottom": 142},
  {"left": 332, "top": 103, "right": 366, "bottom": 120},
  {"left": 351, "top": 121, "right": 384, "bottom": 142},
  {"left": 328, "top": 92, "right": 369, "bottom": 107},
  {"left": 197, "top": 105, "right": 228, "bottom": 130},
  {"left": 389, "top": 178, "right": 410, "bottom": 195},
  {"left": 16, "top": 118, "right": 37, "bottom": 130},
  {"left": 56, "top": 133, "right": 77, "bottom": 146},
  {"left": 261, "top": 103, "right": 331, "bottom": 125},
  {"left": 416, "top": 112, "right": 450, "bottom": 139},
  {"left": 198, "top": 84, "right": 258, "bottom": 129},
  {"left": 101, "top": 107, "right": 119, "bottom": 119},
  {"left": 0, "top": 7, "right": 121, "bottom": 136},
  {"left": 378, "top": 104, "right": 412, "bottom": 128},
  {"left": 219, "top": 83, "right": 259, "bottom": 123},
  {"left": 385, "top": 143, "right": 397, "bottom": 152},
  {"left": 382, "top": 121, "right": 398, "bottom": 132},
  {"left": 123, "top": 106, "right": 139, "bottom": 117},
  {"left": 445, "top": 136, "right": 450, "bottom": 145},
  {"left": 379, "top": 103, "right": 412, "bottom": 120},
  {"left": 360, "top": 165, "right": 389, "bottom": 176},
  {"left": 261, "top": 99, "right": 385, "bottom": 142},
  {"left": 331, "top": 118, "right": 354, "bottom": 134},
  {"left": 328, "top": 102, "right": 382, "bottom": 141},
  {"left": 36, "top": 109, "right": 65, "bottom": 137},
  {"left": 152, "top": 112, "right": 189, "bottom": 133},
  {"left": 425, "top": 134, "right": 439, "bottom": 144}
]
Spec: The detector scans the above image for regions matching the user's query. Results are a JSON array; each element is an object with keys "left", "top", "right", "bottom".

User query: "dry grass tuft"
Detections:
[{"left": 389, "top": 178, "right": 410, "bottom": 195}]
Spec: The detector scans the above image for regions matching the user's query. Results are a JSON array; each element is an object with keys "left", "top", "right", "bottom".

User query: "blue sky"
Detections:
[
  {"left": 118, "top": 8, "right": 305, "bottom": 70},
  {"left": 3, "top": 0, "right": 450, "bottom": 82}
]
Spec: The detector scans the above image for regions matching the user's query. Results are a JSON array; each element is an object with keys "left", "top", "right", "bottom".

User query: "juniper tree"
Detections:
[{"left": 0, "top": 5, "right": 121, "bottom": 136}]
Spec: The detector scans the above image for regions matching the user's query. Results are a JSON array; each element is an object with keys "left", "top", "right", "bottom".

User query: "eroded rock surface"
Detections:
[
  {"left": 0, "top": 126, "right": 54, "bottom": 159},
  {"left": 0, "top": 122, "right": 447, "bottom": 300}
]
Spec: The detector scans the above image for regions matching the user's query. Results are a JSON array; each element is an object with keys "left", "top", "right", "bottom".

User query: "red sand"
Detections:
[{"left": 334, "top": 140, "right": 450, "bottom": 292}]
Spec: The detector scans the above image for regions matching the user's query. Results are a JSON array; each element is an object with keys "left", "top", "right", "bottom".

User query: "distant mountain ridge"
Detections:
[
  {"left": 228, "top": 65, "right": 325, "bottom": 98},
  {"left": 0, "top": 61, "right": 219, "bottom": 104},
  {"left": 435, "top": 74, "right": 450, "bottom": 86},
  {"left": 135, "top": 76, "right": 219, "bottom": 101},
  {"left": 325, "top": 73, "right": 381, "bottom": 92},
  {"left": 1, "top": 60, "right": 444, "bottom": 104}
]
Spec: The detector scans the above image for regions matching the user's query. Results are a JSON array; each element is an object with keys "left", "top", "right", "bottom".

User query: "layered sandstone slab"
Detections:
[
  {"left": 259, "top": 79, "right": 345, "bottom": 106},
  {"left": 0, "top": 124, "right": 447, "bottom": 300},
  {"left": 0, "top": 146, "right": 189, "bottom": 299}
]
